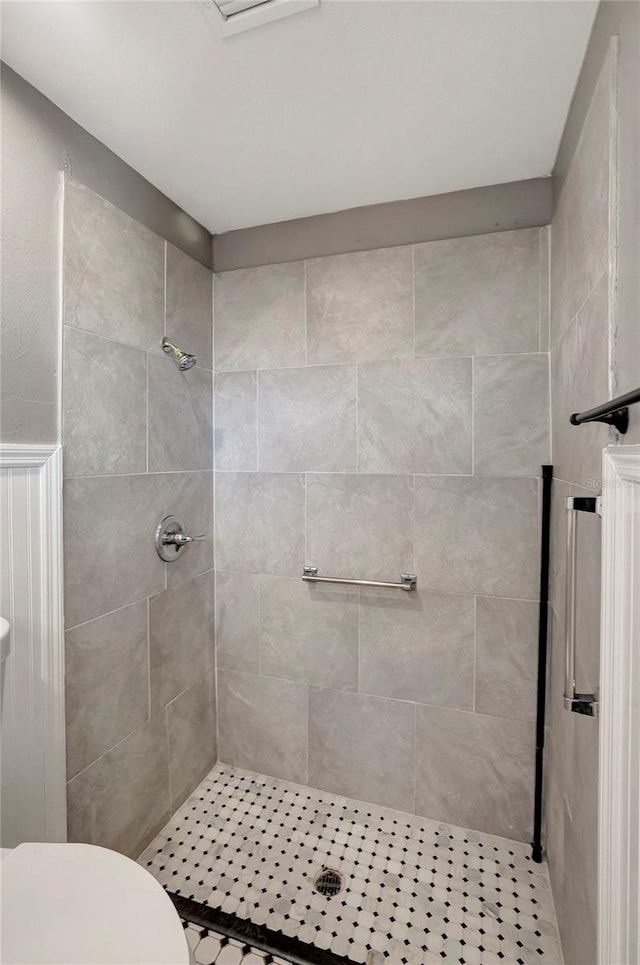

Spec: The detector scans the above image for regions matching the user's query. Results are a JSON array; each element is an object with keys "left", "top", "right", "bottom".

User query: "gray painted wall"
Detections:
[
  {"left": 0, "top": 64, "right": 212, "bottom": 446},
  {"left": 554, "top": 1, "right": 640, "bottom": 441},
  {"left": 212, "top": 177, "right": 554, "bottom": 271}
]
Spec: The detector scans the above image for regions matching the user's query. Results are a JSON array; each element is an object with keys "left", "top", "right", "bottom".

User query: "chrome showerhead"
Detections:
[{"left": 162, "top": 337, "right": 197, "bottom": 371}]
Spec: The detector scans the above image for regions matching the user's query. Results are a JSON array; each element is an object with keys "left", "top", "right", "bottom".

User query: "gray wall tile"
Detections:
[
  {"left": 164, "top": 471, "right": 214, "bottom": 588},
  {"left": 546, "top": 51, "right": 613, "bottom": 964},
  {"left": 415, "top": 228, "right": 540, "bottom": 358},
  {"left": 65, "top": 601, "right": 149, "bottom": 780},
  {"left": 215, "top": 571, "right": 260, "bottom": 674},
  {"left": 167, "top": 672, "right": 217, "bottom": 811},
  {"left": 64, "top": 473, "right": 165, "bottom": 628},
  {"left": 258, "top": 365, "right": 357, "bottom": 472},
  {"left": 214, "top": 262, "right": 305, "bottom": 371},
  {"left": 414, "top": 476, "right": 539, "bottom": 600},
  {"left": 308, "top": 689, "right": 415, "bottom": 812},
  {"left": 166, "top": 243, "right": 213, "bottom": 370},
  {"left": 149, "top": 570, "right": 215, "bottom": 713},
  {"left": 215, "top": 472, "right": 305, "bottom": 576},
  {"left": 64, "top": 180, "right": 164, "bottom": 352},
  {"left": 415, "top": 705, "right": 534, "bottom": 842},
  {"left": 358, "top": 358, "right": 472, "bottom": 474},
  {"left": 214, "top": 371, "right": 257, "bottom": 471},
  {"left": 550, "top": 59, "right": 610, "bottom": 347},
  {"left": 306, "top": 474, "right": 413, "bottom": 583},
  {"left": 473, "top": 354, "right": 550, "bottom": 476},
  {"left": 260, "top": 577, "right": 358, "bottom": 690},
  {"left": 67, "top": 713, "right": 170, "bottom": 858},
  {"left": 359, "top": 588, "right": 474, "bottom": 709},
  {"left": 475, "top": 597, "right": 539, "bottom": 722},
  {"left": 63, "top": 326, "right": 147, "bottom": 478},
  {"left": 218, "top": 670, "right": 308, "bottom": 784},
  {"left": 551, "top": 277, "right": 610, "bottom": 491},
  {"left": 148, "top": 354, "right": 213, "bottom": 472},
  {"left": 306, "top": 246, "right": 413, "bottom": 364}
]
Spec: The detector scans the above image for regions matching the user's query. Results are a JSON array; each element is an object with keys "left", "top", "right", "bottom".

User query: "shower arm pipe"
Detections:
[
  {"left": 302, "top": 566, "right": 417, "bottom": 592},
  {"left": 570, "top": 384, "right": 640, "bottom": 434}
]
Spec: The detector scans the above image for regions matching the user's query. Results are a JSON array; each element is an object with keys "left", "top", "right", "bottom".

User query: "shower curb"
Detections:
[{"left": 168, "top": 891, "right": 359, "bottom": 965}]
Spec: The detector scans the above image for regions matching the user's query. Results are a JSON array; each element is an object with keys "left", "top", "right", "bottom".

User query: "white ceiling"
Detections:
[{"left": 1, "top": 0, "right": 597, "bottom": 234}]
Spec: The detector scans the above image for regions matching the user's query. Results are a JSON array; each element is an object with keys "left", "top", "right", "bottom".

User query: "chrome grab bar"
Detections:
[
  {"left": 564, "top": 496, "right": 600, "bottom": 716},
  {"left": 302, "top": 565, "right": 417, "bottom": 592}
]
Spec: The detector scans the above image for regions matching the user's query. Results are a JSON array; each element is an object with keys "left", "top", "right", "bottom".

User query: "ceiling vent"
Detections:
[{"left": 206, "top": 0, "right": 319, "bottom": 37}]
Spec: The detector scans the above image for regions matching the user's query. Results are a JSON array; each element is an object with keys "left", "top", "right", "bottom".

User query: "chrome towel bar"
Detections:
[
  {"left": 564, "top": 496, "right": 600, "bottom": 717},
  {"left": 302, "top": 565, "right": 417, "bottom": 591}
]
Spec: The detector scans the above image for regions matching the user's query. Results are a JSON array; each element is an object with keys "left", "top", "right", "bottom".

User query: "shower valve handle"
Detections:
[
  {"left": 164, "top": 532, "right": 205, "bottom": 546},
  {"left": 155, "top": 515, "right": 206, "bottom": 561}
]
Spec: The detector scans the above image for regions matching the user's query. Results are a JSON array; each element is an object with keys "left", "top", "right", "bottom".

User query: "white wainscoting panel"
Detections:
[
  {"left": 598, "top": 445, "right": 640, "bottom": 965},
  {"left": 0, "top": 444, "right": 66, "bottom": 845}
]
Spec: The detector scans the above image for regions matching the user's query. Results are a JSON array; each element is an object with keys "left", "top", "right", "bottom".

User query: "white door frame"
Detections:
[
  {"left": 0, "top": 443, "right": 67, "bottom": 844},
  {"left": 598, "top": 444, "right": 640, "bottom": 964}
]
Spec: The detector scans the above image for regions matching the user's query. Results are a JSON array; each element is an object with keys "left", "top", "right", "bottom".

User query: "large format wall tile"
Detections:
[
  {"left": 414, "top": 476, "right": 539, "bottom": 600},
  {"left": 473, "top": 354, "right": 550, "bottom": 476},
  {"left": 475, "top": 596, "right": 539, "bottom": 722},
  {"left": 215, "top": 472, "right": 304, "bottom": 576},
  {"left": 64, "top": 179, "right": 164, "bottom": 352},
  {"left": 359, "top": 588, "right": 474, "bottom": 709},
  {"left": 149, "top": 570, "right": 215, "bottom": 713},
  {"left": 218, "top": 671, "right": 308, "bottom": 783},
  {"left": 308, "top": 689, "right": 415, "bottom": 812},
  {"left": 306, "top": 474, "right": 413, "bottom": 583},
  {"left": 167, "top": 672, "right": 216, "bottom": 811},
  {"left": 415, "top": 229, "right": 540, "bottom": 358},
  {"left": 214, "top": 371, "right": 257, "bottom": 471},
  {"left": 64, "top": 474, "right": 166, "bottom": 628},
  {"left": 258, "top": 365, "right": 357, "bottom": 472},
  {"left": 215, "top": 571, "right": 260, "bottom": 674},
  {"left": 358, "top": 358, "right": 472, "bottom": 474},
  {"left": 551, "top": 277, "right": 610, "bottom": 490},
  {"left": 550, "top": 57, "right": 611, "bottom": 347},
  {"left": 306, "top": 246, "right": 413, "bottom": 364},
  {"left": 414, "top": 705, "right": 534, "bottom": 842},
  {"left": 166, "top": 243, "right": 213, "bottom": 370},
  {"left": 67, "top": 713, "right": 170, "bottom": 857},
  {"left": 148, "top": 354, "right": 213, "bottom": 472},
  {"left": 63, "top": 327, "right": 147, "bottom": 478},
  {"left": 260, "top": 577, "right": 358, "bottom": 690},
  {"left": 214, "top": 262, "right": 305, "bottom": 370},
  {"left": 65, "top": 601, "right": 149, "bottom": 779},
  {"left": 164, "top": 471, "right": 214, "bottom": 588}
]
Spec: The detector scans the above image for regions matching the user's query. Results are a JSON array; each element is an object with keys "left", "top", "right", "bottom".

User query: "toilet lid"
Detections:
[{"left": 1, "top": 842, "right": 190, "bottom": 964}]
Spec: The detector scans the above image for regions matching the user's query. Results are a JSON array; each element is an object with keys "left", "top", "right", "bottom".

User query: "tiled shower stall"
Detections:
[{"left": 61, "top": 174, "right": 556, "bottom": 960}]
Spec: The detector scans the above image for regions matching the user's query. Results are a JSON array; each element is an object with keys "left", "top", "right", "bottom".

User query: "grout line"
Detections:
[
  {"left": 472, "top": 595, "right": 477, "bottom": 713},
  {"left": 412, "top": 244, "right": 416, "bottom": 360},
  {"left": 147, "top": 598, "right": 151, "bottom": 721},
  {"left": 471, "top": 356, "right": 475, "bottom": 476},
  {"left": 303, "top": 260, "right": 308, "bottom": 366},
  {"left": 62, "top": 322, "right": 214, "bottom": 372},
  {"left": 355, "top": 364, "right": 360, "bottom": 471},
  {"left": 214, "top": 350, "right": 549, "bottom": 376},
  {"left": 256, "top": 370, "right": 260, "bottom": 471}
]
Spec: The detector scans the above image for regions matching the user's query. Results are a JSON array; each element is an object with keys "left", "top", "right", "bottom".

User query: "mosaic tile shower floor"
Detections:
[
  {"left": 142, "top": 764, "right": 562, "bottom": 965},
  {"left": 182, "top": 923, "right": 291, "bottom": 964}
]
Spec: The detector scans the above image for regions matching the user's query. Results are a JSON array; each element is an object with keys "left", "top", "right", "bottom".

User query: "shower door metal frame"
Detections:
[{"left": 598, "top": 444, "right": 640, "bottom": 965}]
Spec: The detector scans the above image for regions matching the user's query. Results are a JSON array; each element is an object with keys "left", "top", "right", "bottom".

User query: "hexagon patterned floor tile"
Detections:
[{"left": 141, "top": 763, "right": 563, "bottom": 965}]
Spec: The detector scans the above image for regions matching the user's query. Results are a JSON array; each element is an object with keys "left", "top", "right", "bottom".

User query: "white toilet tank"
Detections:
[{"left": 1, "top": 842, "right": 190, "bottom": 964}]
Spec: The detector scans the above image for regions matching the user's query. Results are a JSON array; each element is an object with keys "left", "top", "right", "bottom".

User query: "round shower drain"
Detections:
[{"left": 313, "top": 867, "right": 344, "bottom": 897}]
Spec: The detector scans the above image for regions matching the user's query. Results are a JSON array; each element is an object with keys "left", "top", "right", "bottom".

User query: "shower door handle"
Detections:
[{"left": 564, "top": 495, "right": 600, "bottom": 716}]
